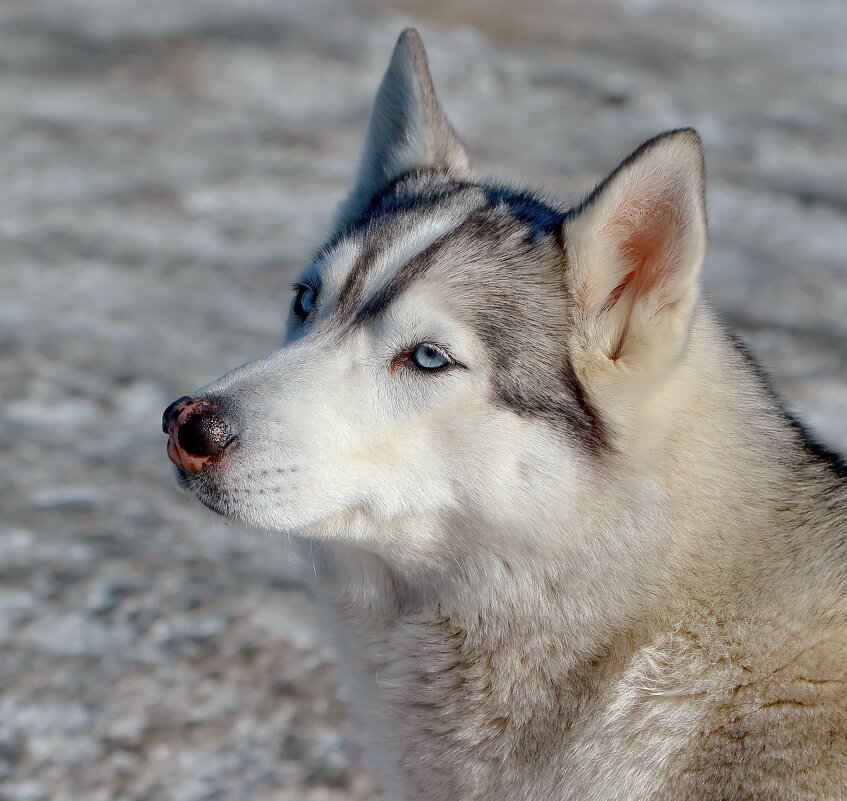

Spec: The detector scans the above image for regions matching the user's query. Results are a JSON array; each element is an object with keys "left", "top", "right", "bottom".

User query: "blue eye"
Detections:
[
  {"left": 293, "top": 285, "right": 317, "bottom": 320},
  {"left": 411, "top": 344, "right": 451, "bottom": 370}
]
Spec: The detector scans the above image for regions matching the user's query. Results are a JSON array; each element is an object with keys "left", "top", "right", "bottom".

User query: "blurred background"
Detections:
[{"left": 1, "top": 0, "right": 845, "bottom": 799}]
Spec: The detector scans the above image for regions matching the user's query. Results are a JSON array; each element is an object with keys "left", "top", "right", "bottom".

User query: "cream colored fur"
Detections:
[
  {"left": 183, "top": 29, "right": 847, "bottom": 800},
  {"left": 308, "top": 311, "right": 847, "bottom": 801}
]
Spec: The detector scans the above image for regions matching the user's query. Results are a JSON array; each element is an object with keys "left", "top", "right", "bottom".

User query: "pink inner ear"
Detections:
[{"left": 601, "top": 188, "right": 686, "bottom": 311}]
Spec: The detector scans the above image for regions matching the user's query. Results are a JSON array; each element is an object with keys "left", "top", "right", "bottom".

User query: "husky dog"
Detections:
[{"left": 163, "top": 29, "right": 847, "bottom": 801}]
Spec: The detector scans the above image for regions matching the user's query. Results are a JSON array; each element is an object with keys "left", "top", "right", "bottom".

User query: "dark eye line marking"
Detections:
[
  {"left": 347, "top": 213, "right": 490, "bottom": 328},
  {"left": 292, "top": 278, "right": 322, "bottom": 322},
  {"left": 389, "top": 342, "right": 466, "bottom": 375}
]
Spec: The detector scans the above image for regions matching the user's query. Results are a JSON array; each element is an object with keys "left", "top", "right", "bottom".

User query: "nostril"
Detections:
[{"left": 177, "top": 411, "right": 232, "bottom": 458}]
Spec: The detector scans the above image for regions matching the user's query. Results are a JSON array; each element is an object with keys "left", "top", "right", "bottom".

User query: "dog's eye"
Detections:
[
  {"left": 410, "top": 344, "right": 451, "bottom": 370},
  {"left": 293, "top": 284, "right": 317, "bottom": 321}
]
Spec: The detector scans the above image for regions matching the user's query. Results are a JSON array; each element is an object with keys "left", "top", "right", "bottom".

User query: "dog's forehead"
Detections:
[
  {"left": 311, "top": 175, "right": 567, "bottom": 324},
  {"left": 296, "top": 175, "right": 600, "bottom": 451},
  {"left": 312, "top": 182, "right": 480, "bottom": 310}
]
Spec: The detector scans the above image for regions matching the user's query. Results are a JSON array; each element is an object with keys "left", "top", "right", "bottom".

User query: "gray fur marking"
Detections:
[{"left": 316, "top": 170, "right": 608, "bottom": 452}]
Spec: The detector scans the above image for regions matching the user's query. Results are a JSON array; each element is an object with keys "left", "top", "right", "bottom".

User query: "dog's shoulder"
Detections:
[{"left": 616, "top": 598, "right": 847, "bottom": 798}]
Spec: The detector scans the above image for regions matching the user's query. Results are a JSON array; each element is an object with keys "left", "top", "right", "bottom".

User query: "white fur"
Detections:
[{"left": 178, "top": 30, "right": 847, "bottom": 801}]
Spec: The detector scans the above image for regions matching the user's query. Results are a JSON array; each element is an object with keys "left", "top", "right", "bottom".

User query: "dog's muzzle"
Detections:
[{"left": 162, "top": 395, "right": 234, "bottom": 473}]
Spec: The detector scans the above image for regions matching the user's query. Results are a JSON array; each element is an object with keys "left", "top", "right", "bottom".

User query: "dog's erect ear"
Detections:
[
  {"left": 564, "top": 129, "right": 707, "bottom": 382},
  {"left": 335, "top": 28, "right": 470, "bottom": 225}
]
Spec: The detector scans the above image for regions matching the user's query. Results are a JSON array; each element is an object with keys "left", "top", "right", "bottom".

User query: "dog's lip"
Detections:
[
  {"left": 166, "top": 435, "right": 208, "bottom": 473},
  {"left": 166, "top": 430, "right": 238, "bottom": 473}
]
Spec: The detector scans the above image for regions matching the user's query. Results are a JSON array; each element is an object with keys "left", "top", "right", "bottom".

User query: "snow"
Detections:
[{"left": 1, "top": 0, "right": 845, "bottom": 798}]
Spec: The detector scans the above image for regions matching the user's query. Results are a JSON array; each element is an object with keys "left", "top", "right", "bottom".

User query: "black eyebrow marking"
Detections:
[
  {"left": 333, "top": 237, "right": 384, "bottom": 320},
  {"left": 324, "top": 177, "right": 564, "bottom": 328},
  {"left": 333, "top": 196, "right": 476, "bottom": 322},
  {"left": 350, "top": 213, "right": 489, "bottom": 325}
]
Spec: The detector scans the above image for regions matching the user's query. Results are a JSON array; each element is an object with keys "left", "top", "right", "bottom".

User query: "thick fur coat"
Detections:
[{"left": 166, "top": 29, "right": 847, "bottom": 800}]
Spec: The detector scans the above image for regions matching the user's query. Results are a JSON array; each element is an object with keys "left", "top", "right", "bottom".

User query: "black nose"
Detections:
[
  {"left": 162, "top": 396, "right": 190, "bottom": 433},
  {"left": 162, "top": 396, "right": 234, "bottom": 472},
  {"left": 178, "top": 409, "right": 232, "bottom": 458}
]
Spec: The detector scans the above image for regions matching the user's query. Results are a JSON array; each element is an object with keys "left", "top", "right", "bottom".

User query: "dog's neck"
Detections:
[
  {"left": 305, "top": 313, "right": 847, "bottom": 800},
  {"left": 309, "top": 471, "right": 668, "bottom": 666},
  {"left": 631, "top": 312, "right": 846, "bottom": 613}
]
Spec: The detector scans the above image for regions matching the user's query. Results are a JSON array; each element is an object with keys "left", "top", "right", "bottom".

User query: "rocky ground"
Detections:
[{"left": 1, "top": 0, "right": 845, "bottom": 799}]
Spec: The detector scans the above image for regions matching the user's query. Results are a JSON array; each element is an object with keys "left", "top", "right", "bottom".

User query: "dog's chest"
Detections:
[{"left": 333, "top": 609, "right": 705, "bottom": 801}]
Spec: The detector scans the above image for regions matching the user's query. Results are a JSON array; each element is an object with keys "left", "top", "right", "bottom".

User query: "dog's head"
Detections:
[{"left": 164, "top": 29, "right": 707, "bottom": 561}]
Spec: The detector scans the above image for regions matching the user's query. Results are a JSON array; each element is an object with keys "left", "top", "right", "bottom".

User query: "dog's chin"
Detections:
[
  {"left": 189, "top": 483, "right": 232, "bottom": 519},
  {"left": 173, "top": 467, "right": 195, "bottom": 491},
  {"left": 172, "top": 467, "right": 236, "bottom": 519},
  {"left": 194, "top": 486, "right": 233, "bottom": 518}
]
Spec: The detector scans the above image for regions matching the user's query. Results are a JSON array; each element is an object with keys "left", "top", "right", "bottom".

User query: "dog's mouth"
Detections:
[{"left": 173, "top": 460, "right": 305, "bottom": 526}]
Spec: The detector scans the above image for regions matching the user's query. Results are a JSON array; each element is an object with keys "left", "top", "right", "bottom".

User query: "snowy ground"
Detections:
[{"left": 1, "top": 1, "right": 845, "bottom": 799}]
